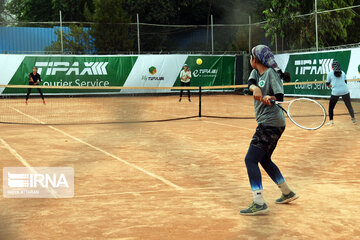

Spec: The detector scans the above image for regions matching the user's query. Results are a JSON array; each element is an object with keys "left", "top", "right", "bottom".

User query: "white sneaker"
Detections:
[
  {"left": 352, "top": 118, "right": 357, "bottom": 125},
  {"left": 325, "top": 120, "right": 334, "bottom": 126}
]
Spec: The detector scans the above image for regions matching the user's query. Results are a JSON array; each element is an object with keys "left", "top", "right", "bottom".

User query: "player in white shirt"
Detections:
[
  {"left": 325, "top": 61, "right": 356, "bottom": 126},
  {"left": 179, "top": 64, "right": 192, "bottom": 102}
]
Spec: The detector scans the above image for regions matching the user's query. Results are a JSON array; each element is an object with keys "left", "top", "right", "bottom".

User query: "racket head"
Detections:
[{"left": 286, "top": 98, "right": 326, "bottom": 130}]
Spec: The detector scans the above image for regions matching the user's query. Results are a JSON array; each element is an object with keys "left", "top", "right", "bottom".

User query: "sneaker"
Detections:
[
  {"left": 188, "top": 98, "right": 191, "bottom": 102},
  {"left": 352, "top": 118, "right": 357, "bottom": 125},
  {"left": 25, "top": 101, "right": 28, "bottom": 105},
  {"left": 179, "top": 98, "right": 182, "bottom": 102},
  {"left": 275, "top": 191, "right": 299, "bottom": 204},
  {"left": 43, "top": 100, "right": 46, "bottom": 105},
  {"left": 240, "top": 202, "right": 269, "bottom": 216},
  {"left": 325, "top": 120, "right": 334, "bottom": 126}
]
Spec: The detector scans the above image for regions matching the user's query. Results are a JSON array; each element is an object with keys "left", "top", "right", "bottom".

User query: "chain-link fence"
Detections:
[{"left": 1, "top": 4, "right": 359, "bottom": 55}]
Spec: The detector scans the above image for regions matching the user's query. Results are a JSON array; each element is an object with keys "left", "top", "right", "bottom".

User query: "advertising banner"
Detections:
[
  {"left": 275, "top": 48, "right": 360, "bottom": 99},
  {"left": 0, "top": 55, "right": 235, "bottom": 95}
]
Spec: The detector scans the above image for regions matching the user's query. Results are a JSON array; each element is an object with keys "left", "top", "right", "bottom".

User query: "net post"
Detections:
[{"left": 199, "top": 86, "right": 202, "bottom": 118}]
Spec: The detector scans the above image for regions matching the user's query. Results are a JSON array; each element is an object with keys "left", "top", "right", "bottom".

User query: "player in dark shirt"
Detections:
[{"left": 26, "top": 66, "right": 45, "bottom": 105}]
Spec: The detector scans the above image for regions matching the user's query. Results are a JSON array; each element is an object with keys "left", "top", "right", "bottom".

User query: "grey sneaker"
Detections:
[
  {"left": 276, "top": 191, "right": 299, "bottom": 204},
  {"left": 325, "top": 120, "right": 334, "bottom": 126},
  {"left": 352, "top": 118, "right": 357, "bottom": 125},
  {"left": 240, "top": 202, "right": 269, "bottom": 215}
]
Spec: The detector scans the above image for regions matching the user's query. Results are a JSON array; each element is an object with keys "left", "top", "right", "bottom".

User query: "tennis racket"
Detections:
[{"left": 270, "top": 98, "right": 327, "bottom": 130}]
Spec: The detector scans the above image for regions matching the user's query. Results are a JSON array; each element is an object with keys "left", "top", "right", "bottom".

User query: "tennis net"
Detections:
[{"left": 0, "top": 82, "right": 359, "bottom": 125}]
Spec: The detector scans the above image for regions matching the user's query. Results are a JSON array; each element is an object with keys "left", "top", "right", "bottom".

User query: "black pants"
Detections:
[
  {"left": 328, "top": 93, "right": 354, "bottom": 120},
  {"left": 179, "top": 81, "right": 190, "bottom": 99},
  {"left": 26, "top": 87, "right": 45, "bottom": 101}
]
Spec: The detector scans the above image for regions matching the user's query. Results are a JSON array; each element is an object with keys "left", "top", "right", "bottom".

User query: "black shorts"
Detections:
[{"left": 250, "top": 124, "right": 285, "bottom": 155}]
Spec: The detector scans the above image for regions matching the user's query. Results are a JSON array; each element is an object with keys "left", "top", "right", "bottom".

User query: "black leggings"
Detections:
[
  {"left": 179, "top": 81, "right": 190, "bottom": 99},
  {"left": 245, "top": 125, "right": 286, "bottom": 190},
  {"left": 26, "top": 87, "right": 45, "bottom": 101},
  {"left": 328, "top": 93, "right": 354, "bottom": 120}
]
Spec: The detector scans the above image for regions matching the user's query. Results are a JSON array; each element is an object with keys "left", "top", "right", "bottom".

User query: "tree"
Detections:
[
  {"left": 261, "top": 0, "right": 357, "bottom": 50},
  {"left": 88, "top": 0, "right": 134, "bottom": 53},
  {"left": 122, "top": 0, "right": 207, "bottom": 51},
  {"left": 6, "top": 0, "right": 53, "bottom": 21},
  {"left": 0, "top": 0, "right": 11, "bottom": 21},
  {"left": 51, "top": 0, "right": 94, "bottom": 21},
  {"left": 45, "top": 25, "right": 94, "bottom": 54},
  {"left": 317, "top": 0, "right": 357, "bottom": 46},
  {"left": 5, "top": 0, "right": 94, "bottom": 21},
  {"left": 214, "top": 0, "right": 264, "bottom": 52}
]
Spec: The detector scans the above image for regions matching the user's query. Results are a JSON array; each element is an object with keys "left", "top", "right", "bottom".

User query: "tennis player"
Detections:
[
  {"left": 179, "top": 64, "right": 191, "bottom": 102},
  {"left": 325, "top": 61, "right": 357, "bottom": 126},
  {"left": 240, "top": 45, "right": 298, "bottom": 216},
  {"left": 26, "top": 66, "right": 45, "bottom": 105}
]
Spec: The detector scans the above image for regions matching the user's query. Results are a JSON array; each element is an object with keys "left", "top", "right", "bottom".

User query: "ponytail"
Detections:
[
  {"left": 276, "top": 69, "right": 291, "bottom": 82},
  {"left": 332, "top": 61, "right": 342, "bottom": 78},
  {"left": 334, "top": 71, "right": 342, "bottom": 78}
]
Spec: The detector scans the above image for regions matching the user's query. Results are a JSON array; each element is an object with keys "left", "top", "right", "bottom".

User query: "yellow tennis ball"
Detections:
[{"left": 196, "top": 58, "right": 203, "bottom": 65}]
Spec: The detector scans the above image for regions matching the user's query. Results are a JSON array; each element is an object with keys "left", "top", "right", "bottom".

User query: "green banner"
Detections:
[
  {"left": 1, "top": 55, "right": 235, "bottom": 95},
  {"left": 284, "top": 51, "right": 351, "bottom": 96},
  {"left": 3, "top": 56, "right": 137, "bottom": 94},
  {"left": 173, "top": 56, "right": 235, "bottom": 87}
]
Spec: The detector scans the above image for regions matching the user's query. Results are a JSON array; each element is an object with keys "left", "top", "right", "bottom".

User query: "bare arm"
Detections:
[
  {"left": 249, "top": 84, "right": 262, "bottom": 101},
  {"left": 249, "top": 85, "right": 276, "bottom": 105}
]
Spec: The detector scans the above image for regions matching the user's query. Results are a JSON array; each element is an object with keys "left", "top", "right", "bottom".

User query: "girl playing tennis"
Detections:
[
  {"left": 26, "top": 66, "right": 45, "bottom": 105},
  {"left": 325, "top": 61, "right": 357, "bottom": 126},
  {"left": 179, "top": 64, "right": 192, "bottom": 102},
  {"left": 240, "top": 45, "right": 298, "bottom": 216}
]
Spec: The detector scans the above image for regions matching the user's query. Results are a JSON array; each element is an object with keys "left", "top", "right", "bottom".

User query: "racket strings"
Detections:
[{"left": 287, "top": 99, "right": 326, "bottom": 130}]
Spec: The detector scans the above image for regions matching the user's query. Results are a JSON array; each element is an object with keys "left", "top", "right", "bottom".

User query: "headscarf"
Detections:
[
  {"left": 332, "top": 61, "right": 342, "bottom": 77},
  {"left": 251, "top": 45, "right": 278, "bottom": 69},
  {"left": 251, "top": 44, "right": 291, "bottom": 82}
]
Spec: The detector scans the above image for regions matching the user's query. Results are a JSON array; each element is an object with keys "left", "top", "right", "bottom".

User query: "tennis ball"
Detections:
[{"left": 196, "top": 58, "right": 203, "bottom": 65}]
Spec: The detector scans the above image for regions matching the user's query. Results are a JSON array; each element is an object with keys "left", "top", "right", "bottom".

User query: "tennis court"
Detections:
[{"left": 0, "top": 93, "right": 359, "bottom": 240}]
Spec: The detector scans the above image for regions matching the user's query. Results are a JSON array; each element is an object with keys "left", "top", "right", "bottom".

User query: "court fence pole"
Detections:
[
  {"left": 59, "top": 10, "right": 64, "bottom": 54},
  {"left": 315, "top": 0, "right": 319, "bottom": 51},
  {"left": 248, "top": 16, "right": 251, "bottom": 54},
  {"left": 275, "top": 32, "right": 278, "bottom": 54},
  {"left": 199, "top": 86, "right": 202, "bottom": 118},
  {"left": 211, "top": 15, "right": 214, "bottom": 54},
  {"left": 137, "top": 13, "right": 141, "bottom": 54}
]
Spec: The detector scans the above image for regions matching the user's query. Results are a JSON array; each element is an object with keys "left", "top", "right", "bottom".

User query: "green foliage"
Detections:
[
  {"left": 52, "top": 0, "right": 94, "bottom": 21},
  {"left": 5, "top": 0, "right": 94, "bottom": 21},
  {"left": 4, "top": 0, "right": 360, "bottom": 52},
  {"left": 45, "top": 24, "right": 94, "bottom": 54},
  {"left": 262, "top": 0, "right": 357, "bottom": 49},
  {"left": 317, "top": 0, "right": 356, "bottom": 46},
  {"left": 124, "top": 0, "right": 211, "bottom": 24},
  {"left": 6, "top": 0, "right": 53, "bottom": 21},
  {"left": 0, "top": 0, "right": 8, "bottom": 21},
  {"left": 89, "top": 0, "right": 134, "bottom": 53},
  {"left": 122, "top": 0, "right": 212, "bottom": 52}
]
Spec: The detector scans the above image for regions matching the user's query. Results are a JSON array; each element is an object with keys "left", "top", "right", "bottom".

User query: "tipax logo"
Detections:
[
  {"left": 294, "top": 59, "right": 333, "bottom": 75},
  {"left": 3, "top": 167, "right": 74, "bottom": 198},
  {"left": 35, "top": 62, "right": 109, "bottom": 76}
]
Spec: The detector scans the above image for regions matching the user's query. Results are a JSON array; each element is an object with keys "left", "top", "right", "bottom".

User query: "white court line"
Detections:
[
  {"left": 9, "top": 107, "right": 184, "bottom": 191},
  {"left": 0, "top": 137, "right": 59, "bottom": 198},
  {"left": 75, "top": 186, "right": 226, "bottom": 198}
]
